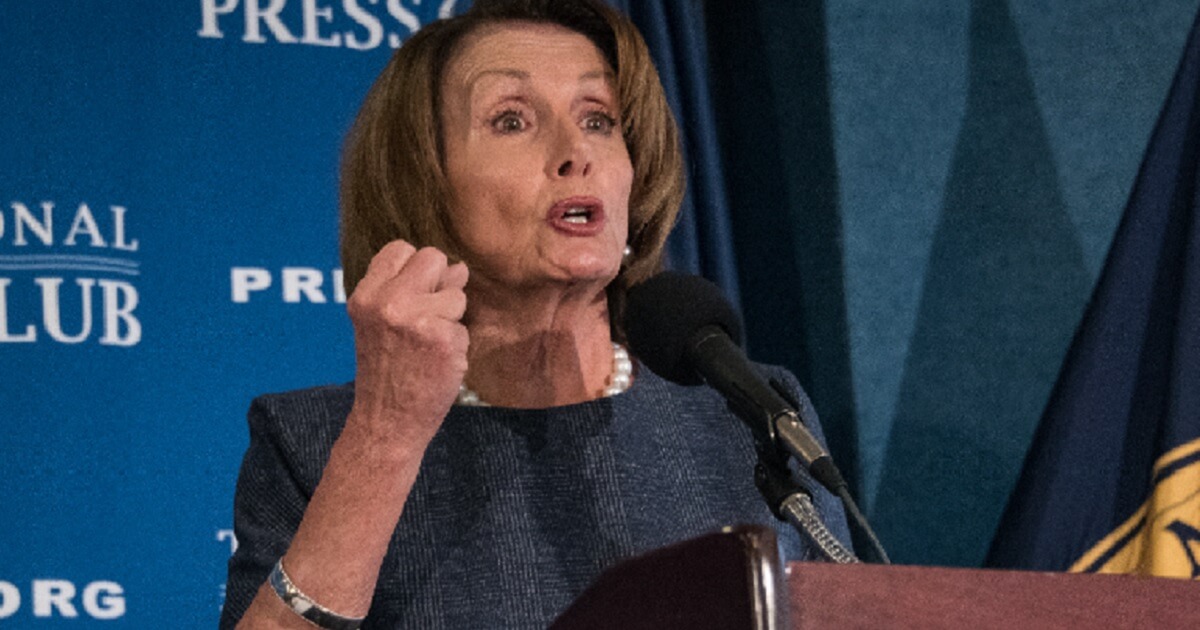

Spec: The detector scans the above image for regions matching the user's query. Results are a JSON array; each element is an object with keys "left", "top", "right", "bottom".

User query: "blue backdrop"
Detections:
[{"left": 3, "top": 0, "right": 1198, "bottom": 626}]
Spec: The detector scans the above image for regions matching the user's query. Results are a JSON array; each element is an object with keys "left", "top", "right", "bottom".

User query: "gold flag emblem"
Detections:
[{"left": 1071, "top": 438, "right": 1200, "bottom": 579}]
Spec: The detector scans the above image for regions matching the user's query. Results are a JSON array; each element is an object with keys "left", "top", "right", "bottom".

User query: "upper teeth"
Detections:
[{"left": 564, "top": 207, "right": 590, "bottom": 223}]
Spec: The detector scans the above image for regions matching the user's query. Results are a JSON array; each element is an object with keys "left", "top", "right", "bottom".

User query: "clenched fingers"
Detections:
[
  {"left": 437, "top": 261, "right": 469, "bottom": 293},
  {"left": 357, "top": 240, "right": 418, "bottom": 294},
  {"left": 383, "top": 247, "right": 453, "bottom": 296}
]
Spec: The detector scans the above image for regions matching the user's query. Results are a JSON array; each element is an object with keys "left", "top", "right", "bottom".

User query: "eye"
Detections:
[
  {"left": 583, "top": 110, "right": 617, "bottom": 135},
  {"left": 490, "top": 109, "right": 527, "bottom": 134}
]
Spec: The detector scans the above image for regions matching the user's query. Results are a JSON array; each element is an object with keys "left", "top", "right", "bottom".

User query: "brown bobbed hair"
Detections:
[{"left": 338, "top": 0, "right": 685, "bottom": 333}]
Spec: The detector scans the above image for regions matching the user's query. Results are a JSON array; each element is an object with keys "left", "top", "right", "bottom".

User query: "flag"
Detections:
[{"left": 985, "top": 7, "right": 1200, "bottom": 578}]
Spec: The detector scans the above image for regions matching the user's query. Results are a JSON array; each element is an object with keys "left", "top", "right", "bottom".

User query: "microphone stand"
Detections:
[
  {"left": 765, "top": 381, "right": 892, "bottom": 565},
  {"left": 754, "top": 444, "right": 859, "bottom": 564}
]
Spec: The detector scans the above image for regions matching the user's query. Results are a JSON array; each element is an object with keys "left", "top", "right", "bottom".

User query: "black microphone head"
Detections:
[{"left": 624, "top": 271, "right": 744, "bottom": 385}]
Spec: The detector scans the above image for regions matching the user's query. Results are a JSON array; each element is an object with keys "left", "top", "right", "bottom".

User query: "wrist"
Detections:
[
  {"left": 269, "top": 559, "right": 365, "bottom": 630},
  {"left": 343, "top": 402, "right": 444, "bottom": 455}
]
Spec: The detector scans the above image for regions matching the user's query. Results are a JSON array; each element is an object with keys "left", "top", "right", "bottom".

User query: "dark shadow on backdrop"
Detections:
[
  {"left": 705, "top": 0, "right": 861, "bottom": 497},
  {"left": 616, "top": 0, "right": 744, "bottom": 304},
  {"left": 871, "top": 0, "right": 1090, "bottom": 566}
]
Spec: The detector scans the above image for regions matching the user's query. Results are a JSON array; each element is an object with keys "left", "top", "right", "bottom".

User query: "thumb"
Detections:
[{"left": 438, "top": 262, "right": 469, "bottom": 292}]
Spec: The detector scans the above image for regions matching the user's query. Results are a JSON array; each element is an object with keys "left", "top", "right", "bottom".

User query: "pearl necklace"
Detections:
[{"left": 456, "top": 343, "right": 633, "bottom": 407}]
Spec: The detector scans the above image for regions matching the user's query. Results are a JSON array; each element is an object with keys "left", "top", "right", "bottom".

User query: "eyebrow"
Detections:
[
  {"left": 469, "top": 68, "right": 530, "bottom": 85},
  {"left": 467, "top": 68, "right": 614, "bottom": 92}
]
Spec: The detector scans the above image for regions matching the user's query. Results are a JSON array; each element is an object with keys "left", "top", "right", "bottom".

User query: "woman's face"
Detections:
[{"left": 439, "top": 21, "right": 633, "bottom": 293}]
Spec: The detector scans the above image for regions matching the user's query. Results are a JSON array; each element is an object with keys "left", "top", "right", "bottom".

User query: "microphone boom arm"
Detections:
[{"left": 686, "top": 326, "right": 890, "bottom": 564}]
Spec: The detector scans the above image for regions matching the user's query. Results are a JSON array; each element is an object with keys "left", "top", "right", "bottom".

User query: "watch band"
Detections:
[{"left": 268, "top": 559, "right": 365, "bottom": 630}]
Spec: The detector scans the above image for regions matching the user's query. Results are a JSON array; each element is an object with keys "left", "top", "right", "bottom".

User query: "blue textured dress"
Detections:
[{"left": 220, "top": 364, "right": 849, "bottom": 629}]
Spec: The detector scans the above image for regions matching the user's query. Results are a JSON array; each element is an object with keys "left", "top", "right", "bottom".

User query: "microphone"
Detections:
[
  {"left": 624, "top": 272, "right": 847, "bottom": 495},
  {"left": 624, "top": 272, "right": 891, "bottom": 564}
]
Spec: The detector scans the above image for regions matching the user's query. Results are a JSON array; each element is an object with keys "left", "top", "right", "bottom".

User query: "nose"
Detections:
[
  {"left": 549, "top": 120, "right": 592, "bottom": 179},
  {"left": 556, "top": 159, "right": 590, "bottom": 177}
]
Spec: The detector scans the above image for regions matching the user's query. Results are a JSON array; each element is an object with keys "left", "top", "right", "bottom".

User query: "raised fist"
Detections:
[{"left": 345, "top": 241, "right": 469, "bottom": 446}]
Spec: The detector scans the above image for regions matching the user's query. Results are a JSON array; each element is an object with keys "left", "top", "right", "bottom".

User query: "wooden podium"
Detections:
[{"left": 550, "top": 526, "right": 1200, "bottom": 629}]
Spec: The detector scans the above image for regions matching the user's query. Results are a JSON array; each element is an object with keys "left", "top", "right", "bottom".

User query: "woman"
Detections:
[{"left": 221, "top": 1, "right": 848, "bottom": 628}]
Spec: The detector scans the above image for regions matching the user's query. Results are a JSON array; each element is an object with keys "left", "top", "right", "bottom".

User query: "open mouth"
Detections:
[
  {"left": 562, "top": 206, "right": 595, "bottom": 224},
  {"left": 548, "top": 197, "right": 606, "bottom": 234}
]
